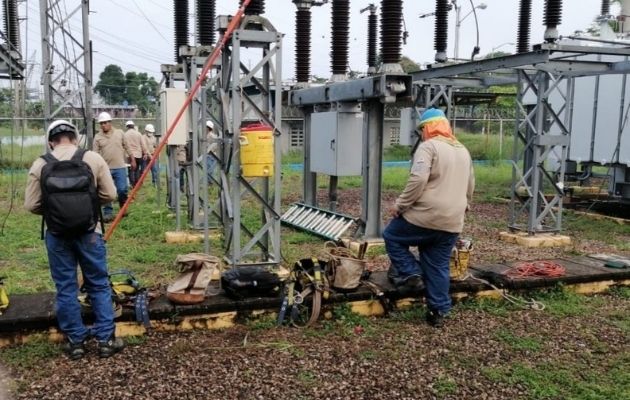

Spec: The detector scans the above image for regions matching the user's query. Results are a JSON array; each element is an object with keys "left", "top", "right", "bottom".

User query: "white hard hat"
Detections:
[
  {"left": 47, "top": 120, "right": 77, "bottom": 141},
  {"left": 206, "top": 120, "right": 214, "bottom": 129},
  {"left": 144, "top": 124, "right": 155, "bottom": 133},
  {"left": 97, "top": 112, "right": 112, "bottom": 123},
  {"left": 125, "top": 120, "right": 134, "bottom": 127}
]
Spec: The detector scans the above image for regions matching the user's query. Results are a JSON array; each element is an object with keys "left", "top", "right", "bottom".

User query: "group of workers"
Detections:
[
  {"left": 92, "top": 112, "right": 159, "bottom": 222},
  {"left": 23, "top": 107, "right": 473, "bottom": 360}
]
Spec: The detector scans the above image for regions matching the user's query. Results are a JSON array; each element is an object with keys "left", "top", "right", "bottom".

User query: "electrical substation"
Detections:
[
  {"left": 2, "top": 0, "right": 630, "bottom": 361},
  {"left": 0, "top": 0, "right": 625, "bottom": 264}
]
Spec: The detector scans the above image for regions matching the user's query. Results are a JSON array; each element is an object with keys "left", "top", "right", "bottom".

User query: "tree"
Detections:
[
  {"left": 125, "top": 72, "right": 159, "bottom": 116},
  {"left": 399, "top": 55, "right": 420, "bottom": 73},
  {"left": 94, "top": 64, "right": 126, "bottom": 104}
]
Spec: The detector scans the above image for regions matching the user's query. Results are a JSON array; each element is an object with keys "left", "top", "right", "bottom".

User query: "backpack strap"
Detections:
[
  {"left": 40, "top": 152, "right": 58, "bottom": 164},
  {"left": 71, "top": 148, "right": 87, "bottom": 162}
]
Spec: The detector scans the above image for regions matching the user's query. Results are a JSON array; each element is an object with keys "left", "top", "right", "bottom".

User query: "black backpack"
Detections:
[
  {"left": 40, "top": 149, "right": 102, "bottom": 238},
  {"left": 221, "top": 266, "right": 282, "bottom": 299}
]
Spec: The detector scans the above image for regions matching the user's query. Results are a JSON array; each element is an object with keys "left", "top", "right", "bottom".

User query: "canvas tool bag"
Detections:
[
  {"left": 167, "top": 253, "right": 220, "bottom": 305},
  {"left": 325, "top": 242, "right": 366, "bottom": 291}
]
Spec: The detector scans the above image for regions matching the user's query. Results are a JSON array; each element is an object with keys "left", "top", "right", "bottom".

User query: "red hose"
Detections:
[
  {"left": 504, "top": 260, "right": 566, "bottom": 278},
  {"left": 104, "top": 0, "right": 253, "bottom": 242}
]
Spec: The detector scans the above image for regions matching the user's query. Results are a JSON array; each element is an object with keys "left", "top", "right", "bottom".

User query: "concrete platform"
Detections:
[
  {"left": 1, "top": 255, "right": 629, "bottom": 347},
  {"left": 499, "top": 231, "right": 572, "bottom": 247}
]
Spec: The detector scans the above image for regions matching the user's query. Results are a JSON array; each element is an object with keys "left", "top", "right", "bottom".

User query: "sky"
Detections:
[{"left": 15, "top": 0, "right": 610, "bottom": 90}]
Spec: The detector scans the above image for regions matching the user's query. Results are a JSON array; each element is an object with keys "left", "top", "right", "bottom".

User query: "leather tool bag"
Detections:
[
  {"left": 325, "top": 242, "right": 366, "bottom": 291},
  {"left": 167, "top": 253, "right": 220, "bottom": 305}
]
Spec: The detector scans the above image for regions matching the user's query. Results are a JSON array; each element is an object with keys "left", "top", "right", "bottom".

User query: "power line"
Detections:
[{"left": 130, "top": 0, "right": 170, "bottom": 43}]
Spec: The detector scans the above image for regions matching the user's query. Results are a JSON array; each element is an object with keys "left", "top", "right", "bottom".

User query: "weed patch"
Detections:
[{"left": 0, "top": 336, "right": 60, "bottom": 369}]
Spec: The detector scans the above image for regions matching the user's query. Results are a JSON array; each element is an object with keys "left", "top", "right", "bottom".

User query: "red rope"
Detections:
[{"left": 504, "top": 260, "right": 566, "bottom": 278}]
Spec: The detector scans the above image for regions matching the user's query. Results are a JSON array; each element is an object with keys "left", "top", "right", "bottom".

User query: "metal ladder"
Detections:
[{"left": 281, "top": 203, "right": 356, "bottom": 241}]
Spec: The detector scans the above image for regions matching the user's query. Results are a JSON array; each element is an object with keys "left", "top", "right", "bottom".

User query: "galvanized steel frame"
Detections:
[
  {"left": 39, "top": 0, "right": 94, "bottom": 147},
  {"left": 409, "top": 44, "right": 630, "bottom": 234},
  {"left": 215, "top": 16, "right": 283, "bottom": 267}
]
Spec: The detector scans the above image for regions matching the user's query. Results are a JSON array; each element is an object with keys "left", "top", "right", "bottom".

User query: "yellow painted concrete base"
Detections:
[
  {"left": 499, "top": 231, "right": 571, "bottom": 248},
  {"left": 164, "top": 231, "right": 221, "bottom": 244},
  {"left": 340, "top": 238, "right": 385, "bottom": 254}
]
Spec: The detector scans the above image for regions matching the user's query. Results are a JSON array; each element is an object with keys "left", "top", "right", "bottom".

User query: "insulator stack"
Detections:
[
  {"left": 331, "top": 0, "right": 350, "bottom": 76},
  {"left": 601, "top": 0, "right": 610, "bottom": 16},
  {"left": 2, "top": 0, "right": 19, "bottom": 51},
  {"left": 380, "top": 0, "right": 402, "bottom": 65},
  {"left": 517, "top": 0, "right": 532, "bottom": 54},
  {"left": 295, "top": 8, "right": 312, "bottom": 83},
  {"left": 197, "top": 0, "right": 216, "bottom": 45},
  {"left": 240, "top": 0, "right": 265, "bottom": 15},
  {"left": 367, "top": 12, "right": 378, "bottom": 68},
  {"left": 174, "top": 0, "right": 189, "bottom": 62},
  {"left": 434, "top": 0, "right": 449, "bottom": 62},
  {"left": 543, "top": 0, "right": 563, "bottom": 43}
]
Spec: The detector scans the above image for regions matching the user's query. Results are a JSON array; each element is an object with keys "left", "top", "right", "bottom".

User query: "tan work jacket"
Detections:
[
  {"left": 124, "top": 128, "right": 147, "bottom": 159},
  {"left": 25, "top": 144, "right": 116, "bottom": 233},
  {"left": 93, "top": 128, "right": 131, "bottom": 169},
  {"left": 395, "top": 137, "right": 475, "bottom": 233}
]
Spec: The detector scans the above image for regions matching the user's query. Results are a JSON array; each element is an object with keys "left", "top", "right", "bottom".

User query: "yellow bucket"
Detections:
[
  {"left": 449, "top": 239, "right": 473, "bottom": 280},
  {"left": 239, "top": 123, "right": 274, "bottom": 177}
]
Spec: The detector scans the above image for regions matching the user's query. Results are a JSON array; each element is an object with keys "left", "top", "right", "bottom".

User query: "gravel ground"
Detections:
[
  {"left": 3, "top": 292, "right": 629, "bottom": 400},
  {"left": 2, "top": 190, "right": 628, "bottom": 399}
]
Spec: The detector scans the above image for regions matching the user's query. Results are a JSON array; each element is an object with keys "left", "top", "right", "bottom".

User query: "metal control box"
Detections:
[
  {"left": 160, "top": 88, "right": 189, "bottom": 145},
  {"left": 311, "top": 110, "right": 364, "bottom": 176}
]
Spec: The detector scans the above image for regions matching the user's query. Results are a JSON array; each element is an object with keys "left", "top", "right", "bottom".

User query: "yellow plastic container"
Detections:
[
  {"left": 449, "top": 238, "right": 473, "bottom": 280},
  {"left": 239, "top": 123, "right": 274, "bottom": 177}
]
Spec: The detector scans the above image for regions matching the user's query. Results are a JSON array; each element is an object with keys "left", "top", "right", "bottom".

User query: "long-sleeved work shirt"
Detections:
[
  {"left": 93, "top": 128, "right": 131, "bottom": 169},
  {"left": 25, "top": 144, "right": 116, "bottom": 233},
  {"left": 125, "top": 128, "right": 147, "bottom": 159},
  {"left": 395, "top": 137, "right": 475, "bottom": 233},
  {"left": 143, "top": 133, "right": 157, "bottom": 156}
]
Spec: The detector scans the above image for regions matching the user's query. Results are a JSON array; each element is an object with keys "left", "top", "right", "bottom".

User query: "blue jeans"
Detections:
[
  {"left": 45, "top": 231, "right": 115, "bottom": 343},
  {"left": 206, "top": 155, "right": 217, "bottom": 183},
  {"left": 104, "top": 167, "right": 128, "bottom": 216},
  {"left": 383, "top": 216, "right": 458, "bottom": 314}
]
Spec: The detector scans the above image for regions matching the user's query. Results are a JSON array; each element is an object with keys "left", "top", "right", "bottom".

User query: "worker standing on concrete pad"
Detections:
[
  {"left": 124, "top": 120, "right": 148, "bottom": 188},
  {"left": 94, "top": 112, "right": 133, "bottom": 222},
  {"left": 24, "top": 120, "right": 125, "bottom": 359},
  {"left": 383, "top": 108, "right": 475, "bottom": 328},
  {"left": 142, "top": 124, "right": 159, "bottom": 185}
]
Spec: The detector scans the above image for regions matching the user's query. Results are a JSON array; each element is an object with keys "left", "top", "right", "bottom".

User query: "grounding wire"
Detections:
[{"left": 468, "top": 0, "right": 481, "bottom": 60}]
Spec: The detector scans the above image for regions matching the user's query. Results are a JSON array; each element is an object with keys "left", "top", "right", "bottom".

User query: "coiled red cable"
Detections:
[{"left": 504, "top": 261, "right": 566, "bottom": 278}]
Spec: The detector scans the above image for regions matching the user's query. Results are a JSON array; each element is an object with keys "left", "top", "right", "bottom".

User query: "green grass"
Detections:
[
  {"left": 494, "top": 328, "right": 543, "bottom": 352},
  {"left": 0, "top": 336, "right": 60, "bottom": 369},
  {"left": 529, "top": 285, "right": 606, "bottom": 317},
  {"left": 482, "top": 356, "right": 630, "bottom": 400},
  {"left": 433, "top": 376, "right": 458, "bottom": 397}
]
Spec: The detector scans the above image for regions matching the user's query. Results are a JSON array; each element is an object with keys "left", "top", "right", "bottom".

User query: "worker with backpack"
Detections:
[{"left": 24, "top": 120, "right": 125, "bottom": 360}]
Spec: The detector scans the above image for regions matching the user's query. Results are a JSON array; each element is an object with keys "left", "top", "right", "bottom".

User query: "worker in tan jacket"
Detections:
[
  {"left": 124, "top": 120, "right": 148, "bottom": 187},
  {"left": 142, "top": 123, "right": 159, "bottom": 185},
  {"left": 25, "top": 120, "right": 125, "bottom": 359},
  {"left": 383, "top": 108, "right": 475, "bottom": 328},
  {"left": 93, "top": 112, "right": 133, "bottom": 222}
]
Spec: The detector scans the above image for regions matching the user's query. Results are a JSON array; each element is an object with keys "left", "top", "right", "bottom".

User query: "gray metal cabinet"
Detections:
[{"left": 310, "top": 110, "right": 364, "bottom": 176}]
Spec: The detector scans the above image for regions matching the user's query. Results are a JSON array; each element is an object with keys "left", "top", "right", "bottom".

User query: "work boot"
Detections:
[
  {"left": 387, "top": 267, "right": 402, "bottom": 285},
  {"left": 395, "top": 275, "right": 425, "bottom": 296},
  {"left": 98, "top": 336, "right": 125, "bottom": 358},
  {"left": 102, "top": 214, "right": 114, "bottom": 223},
  {"left": 61, "top": 340, "right": 86, "bottom": 360},
  {"left": 426, "top": 309, "right": 447, "bottom": 328}
]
